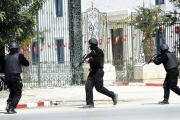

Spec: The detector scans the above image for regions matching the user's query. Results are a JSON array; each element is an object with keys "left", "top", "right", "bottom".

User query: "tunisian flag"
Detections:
[
  {"left": 20, "top": 48, "right": 24, "bottom": 54},
  {"left": 115, "top": 36, "right": 120, "bottom": 44}
]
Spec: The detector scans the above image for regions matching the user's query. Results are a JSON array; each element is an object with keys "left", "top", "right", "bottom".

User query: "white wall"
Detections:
[{"left": 38, "top": 0, "right": 69, "bottom": 62}]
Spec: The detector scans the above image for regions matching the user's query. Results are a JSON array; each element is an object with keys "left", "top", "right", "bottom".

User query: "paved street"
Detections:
[{"left": 1, "top": 103, "right": 180, "bottom": 120}]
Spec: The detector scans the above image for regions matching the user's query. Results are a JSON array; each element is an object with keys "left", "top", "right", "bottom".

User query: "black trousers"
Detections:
[
  {"left": 6, "top": 75, "right": 23, "bottom": 108},
  {"left": 85, "top": 69, "right": 115, "bottom": 105},
  {"left": 163, "top": 70, "right": 180, "bottom": 100}
]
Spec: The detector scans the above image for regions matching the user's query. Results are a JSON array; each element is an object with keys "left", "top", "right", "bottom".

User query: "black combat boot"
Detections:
[
  {"left": 8, "top": 106, "right": 17, "bottom": 114},
  {"left": 5, "top": 102, "right": 11, "bottom": 112},
  {"left": 83, "top": 104, "right": 94, "bottom": 109},
  {"left": 112, "top": 93, "right": 118, "bottom": 105},
  {"left": 158, "top": 99, "right": 169, "bottom": 105}
]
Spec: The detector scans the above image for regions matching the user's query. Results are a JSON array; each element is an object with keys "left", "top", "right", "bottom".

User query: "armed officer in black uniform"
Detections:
[
  {"left": 152, "top": 44, "right": 180, "bottom": 104},
  {"left": 5, "top": 42, "right": 29, "bottom": 114},
  {"left": 83, "top": 38, "right": 118, "bottom": 108}
]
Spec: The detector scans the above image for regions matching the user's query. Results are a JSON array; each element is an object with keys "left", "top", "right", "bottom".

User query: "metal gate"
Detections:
[{"left": 21, "top": 0, "right": 83, "bottom": 87}]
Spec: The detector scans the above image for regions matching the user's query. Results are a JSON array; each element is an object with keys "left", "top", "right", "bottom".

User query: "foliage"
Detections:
[
  {"left": 21, "top": 29, "right": 51, "bottom": 49},
  {"left": 0, "top": 0, "right": 46, "bottom": 46},
  {"left": 169, "top": 0, "right": 180, "bottom": 8},
  {"left": 130, "top": 6, "right": 164, "bottom": 40}
]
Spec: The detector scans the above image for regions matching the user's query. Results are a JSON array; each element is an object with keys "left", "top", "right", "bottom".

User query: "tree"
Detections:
[
  {"left": 130, "top": 6, "right": 165, "bottom": 62},
  {"left": 169, "top": 0, "right": 180, "bottom": 8},
  {"left": 0, "top": 0, "right": 46, "bottom": 54}
]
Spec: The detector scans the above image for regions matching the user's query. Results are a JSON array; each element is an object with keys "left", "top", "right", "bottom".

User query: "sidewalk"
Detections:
[{"left": 1, "top": 85, "right": 180, "bottom": 110}]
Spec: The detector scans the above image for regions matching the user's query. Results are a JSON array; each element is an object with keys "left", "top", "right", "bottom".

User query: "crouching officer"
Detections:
[
  {"left": 5, "top": 42, "right": 29, "bottom": 114},
  {"left": 83, "top": 38, "right": 118, "bottom": 108},
  {"left": 152, "top": 44, "right": 180, "bottom": 104}
]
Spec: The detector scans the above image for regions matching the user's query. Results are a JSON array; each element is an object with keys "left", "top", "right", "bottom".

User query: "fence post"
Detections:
[{"left": 37, "top": 12, "right": 41, "bottom": 87}]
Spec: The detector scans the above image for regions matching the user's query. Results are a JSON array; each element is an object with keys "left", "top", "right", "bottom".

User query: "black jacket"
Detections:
[{"left": 89, "top": 47, "right": 104, "bottom": 69}]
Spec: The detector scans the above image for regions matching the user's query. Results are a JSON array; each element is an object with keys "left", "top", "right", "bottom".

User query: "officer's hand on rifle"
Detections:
[{"left": 85, "top": 58, "right": 90, "bottom": 62}]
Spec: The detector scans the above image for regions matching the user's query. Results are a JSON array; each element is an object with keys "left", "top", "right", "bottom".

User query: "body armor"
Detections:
[
  {"left": 5, "top": 53, "right": 22, "bottom": 74},
  {"left": 163, "top": 53, "right": 179, "bottom": 71}
]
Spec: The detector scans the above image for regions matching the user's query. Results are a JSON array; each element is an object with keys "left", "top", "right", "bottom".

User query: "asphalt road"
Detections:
[{"left": 1, "top": 103, "right": 180, "bottom": 120}]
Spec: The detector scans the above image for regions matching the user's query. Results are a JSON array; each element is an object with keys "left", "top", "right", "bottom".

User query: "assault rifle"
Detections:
[
  {"left": 76, "top": 50, "right": 96, "bottom": 68},
  {"left": 142, "top": 54, "right": 157, "bottom": 66}
]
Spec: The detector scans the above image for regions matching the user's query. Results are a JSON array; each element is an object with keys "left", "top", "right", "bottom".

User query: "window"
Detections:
[
  {"left": 57, "top": 39, "right": 64, "bottom": 63},
  {"left": 155, "top": 0, "right": 165, "bottom": 5},
  {"left": 32, "top": 41, "right": 39, "bottom": 65},
  {"left": 56, "top": 0, "right": 63, "bottom": 17}
]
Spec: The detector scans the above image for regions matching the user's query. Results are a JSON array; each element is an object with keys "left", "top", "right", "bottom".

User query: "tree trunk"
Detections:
[
  {"left": 143, "top": 37, "right": 156, "bottom": 62},
  {"left": 22, "top": 49, "right": 32, "bottom": 81}
]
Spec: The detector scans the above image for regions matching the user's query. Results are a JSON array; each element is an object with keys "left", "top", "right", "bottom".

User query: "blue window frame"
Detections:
[
  {"left": 32, "top": 41, "right": 39, "bottom": 65},
  {"left": 155, "top": 0, "right": 165, "bottom": 5},
  {"left": 56, "top": 0, "right": 63, "bottom": 17},
  {"left": 57, "top": 39, "right": 64, "bottom": 63}
]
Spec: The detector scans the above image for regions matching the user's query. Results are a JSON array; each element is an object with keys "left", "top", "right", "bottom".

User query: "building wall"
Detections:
[{"left": 37, "top": 0, "right": 70, "bottom": 62}]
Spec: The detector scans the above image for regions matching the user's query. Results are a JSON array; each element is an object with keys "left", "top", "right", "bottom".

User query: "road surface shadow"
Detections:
[
  {"left": 141, "top": 103, "right": 160, "bottom": 105},
  {"left": 0, "top": 111, "right": 8, "bottom": 114},
  {"left": 141, "top": 103, "right": 180, "bottom": 105}
]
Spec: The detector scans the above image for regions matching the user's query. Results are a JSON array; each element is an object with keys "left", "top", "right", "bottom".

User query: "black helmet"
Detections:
[
  {"left": 9, "top": 42, "right": 19, "bottom": 50},
  {"left": 160, "top": 44, "right": 169, "bottom": 51},
  {"left": 89, "top": 38, "right": 98, "bottom": 45}
]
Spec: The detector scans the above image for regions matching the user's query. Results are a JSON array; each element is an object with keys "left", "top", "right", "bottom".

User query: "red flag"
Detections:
[
  {"left": 68, "top": 43, "right": 70, "bottom": 49},
  {"left": 107, "top": 38, "right": 111, "bottom": 44},
  {"left": 133, "top": 34, "right": 136, "bottom": 40},
  {"left": 48, "top": 44, "right": 51, "bottom": 48},
  {"left": 26, "top": 46, "right": 29, "bottom": 50},
  {"left": 143, "top": 32, "right": 148, "bottom": 36},
  {"left": 62, "top": 43, "right": 66, "bottom": 48},
  {"left": 122, "top": 37, "right": 126, "bottom": 41},
  {"left": 84, "top": 40, "right": 87, "bottom": 43},
  {"left": 99, "top": 39, "right": 103, "bottom": 45},
  {"left": 20, "top": 48, "right": 24, "bottom": 54},
  {"left": 55, "top": 44, "right": 57, "bottom": 51},
  {"left": 122, "top": 35, "right": 128, "bottom": 41},
  {"left": 34, "top": 46, "right": 37, "bottom": 53},
  {"left": 175, "top": 27, "right": 179, "bottom": 34},
  {"left": 160, "top": 29, "right": 164, "bottom": 33},
  {"left": 40, "top": 45, "right": 43, "bottom": 51},
  {"left": 115, "top": 36, "right": 120, "bottom": 44}
]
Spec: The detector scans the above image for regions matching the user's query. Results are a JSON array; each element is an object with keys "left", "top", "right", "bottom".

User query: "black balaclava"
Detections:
[
  {"left": 89, "top": 44, "right": 97, "bottom": 50},
  {"left": 9, "top": 48, "right": 18, "bottom": 54},
  {"left": 161, "top": 49, "right": 168, "bottom": 54}
]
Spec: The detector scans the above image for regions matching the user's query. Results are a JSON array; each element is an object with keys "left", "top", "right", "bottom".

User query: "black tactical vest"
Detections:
[
  {"left": 5, "top": 53, "right": 22, "bottom": 74},
  {"left": 163, "top": 53, "right": 179, "bottom": 71}
]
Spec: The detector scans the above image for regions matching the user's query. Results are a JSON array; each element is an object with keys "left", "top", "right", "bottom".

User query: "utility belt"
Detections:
[{"left": 89, "top": 67, "right": 103, "bottom": 72}]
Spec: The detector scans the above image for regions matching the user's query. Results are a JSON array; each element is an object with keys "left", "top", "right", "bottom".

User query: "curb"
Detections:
[
  {"left": 16, "top": 100, "right": 53, "bottom": 109},
  {"left": 112, "top": 82, "right": 163, "bottom": 87}
]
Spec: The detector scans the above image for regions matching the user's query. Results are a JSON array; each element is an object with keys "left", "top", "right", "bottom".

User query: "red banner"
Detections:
[
  {"left": 99, "top": 39, "right": 103, "bottom": 45},
  {"left": 107, "top": 38, "right": 111, "bottom": 44},
  {"left": 34, "top": 46, "right": 37, "bottom": 53},
  {"left": 40, "top": 45, "right": 43, "bottom": 51},
  {"left": 55, "top": 44, "right": 57, "bottom": 51},
  {"left": 175, "top": 27, "right": 179, "bottom": 34},
  {"left": 143, "top": 32, "right": 148, "bottom": 36},
  {"left": 20, "top": 48, "right": 24, "bottom": 54},
  {"left": 133, "top": 34, "right": 136, "bottom": 40},
  {"left": 115, "top": 36, "right": 120, "bottom": 44},
  {"left": 62, "top": 43, "right": 66, "bottom": 48}
]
